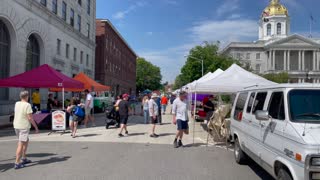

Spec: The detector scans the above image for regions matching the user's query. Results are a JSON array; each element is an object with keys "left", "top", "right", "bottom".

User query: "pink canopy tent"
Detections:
[
  {"left": 0, "top": 64, "right": 84, "bottom": 108},
  {"left": 0, "top": 64, "right": 83, "bottom": 88}
]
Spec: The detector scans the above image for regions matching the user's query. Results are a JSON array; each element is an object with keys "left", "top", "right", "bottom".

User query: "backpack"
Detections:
[{"left": 74, "top": 106, "right": 85, "bottom": 117}]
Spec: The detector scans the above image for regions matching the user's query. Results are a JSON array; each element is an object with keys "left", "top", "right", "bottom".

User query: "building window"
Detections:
[
  {"left": 62, "top": 1, "right": 67, "bottom": 21},
  {"left": 86, "top": 54, "right": 89, "bottom": 66},
  {"left": 80, "top": 51, "right": 83, "bottom": 64},
  {"left": 52, "top": 0, "right": 57, "bottom": 14},
  {"left": 246, "top": 53, "right": 250, "bottom": 60},
  {"left": 256, "top": 64, "right": 261, "bottom": 72},
  {"left": 66, "top": 43, "right": 69, "bottom": 58},
  {"left": 40, "top": 0, "right": 47, "bottom": 6},
  {"left": 267, "top": 23, "right": 271, "bottom": 36},
  {"left": 77, "top": 15, "right": 81, "bottom": 32},
  {"left": 0, "top": 20, "right": 10, "bottom": 100},
  {"left": 70, "top": 8, "right": 74, "bottom": 27},
  {"left": 87, "top": 0, "right": 91, "bottom": 15},
  {"left": 56, "top": 39, "right": 61, "bottom": 55},
  {"left": 87, "top": 23, "right": 90, "bottom": 38},
  {"left": 256, "top": 53, "right": 261, "bottom": 60},
  {"left": 78, "top": 0, "right": 82, "bottom": 6},
  {"left": 277, "top": 23, "right": 282, "bottom": 35},
  {"left": 73, "top": 48, "right": 77, "bottom": 61},
  {"left": 26, "top": 34, "right": 40, "bottom": 71},
  {"left": 236, "top": 53, "right": 241, "bottom": 60}
]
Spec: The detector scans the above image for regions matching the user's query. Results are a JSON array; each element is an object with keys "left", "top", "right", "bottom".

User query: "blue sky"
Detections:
[{"left": 96, "top": 0, "right": 320, "bottom": 83}]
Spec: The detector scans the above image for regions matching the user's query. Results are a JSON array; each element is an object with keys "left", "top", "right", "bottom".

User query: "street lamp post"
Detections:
[{"left": 185, "top": 55, "right": 204, "bottom": 77}]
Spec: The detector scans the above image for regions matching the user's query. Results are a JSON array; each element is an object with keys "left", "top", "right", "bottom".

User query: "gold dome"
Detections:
[{"left": 262, "top": 0, "right": 288, "bottom": 17}]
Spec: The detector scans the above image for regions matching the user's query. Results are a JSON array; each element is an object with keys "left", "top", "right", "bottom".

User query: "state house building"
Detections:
[
  {"left": 0, "top": 0, "right": 96, "bottom": 115},
  {"left": 222, "top": 0, "right": 320, "bottom": 83},
  {"left": 95, "top": 19, "right": 137, "bottom": 96}
]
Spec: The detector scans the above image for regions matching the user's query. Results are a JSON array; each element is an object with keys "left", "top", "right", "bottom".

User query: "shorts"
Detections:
[
  {"left": 120, "top": 115, "right": 128, "bottom": 125},
  {"left": 130, "top": 103, "right": 136, "bottom": 109},
  {"left": 85, "top": 108, "right": 92, "bottom": 115},
  {"left": 177, "top": 120, "right": 189, "bottom": 130},
  {"left": 72, "top": 115, "right": 82, "bottom": 122},
  {"left": 15, "top": 129, "right": 30, "bottom": 142},
  {"left": 150, "top": 116, "right": 158, "bottom": 124}
]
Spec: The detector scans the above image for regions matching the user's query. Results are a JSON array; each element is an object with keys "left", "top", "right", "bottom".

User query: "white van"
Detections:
[{"left": 230, "top": 84, "right": 320, "bottom": 180}]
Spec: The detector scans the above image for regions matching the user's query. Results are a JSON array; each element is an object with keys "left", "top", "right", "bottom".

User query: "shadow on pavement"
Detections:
[
  {"left": 27, "top": 156, "right": 71, "bottom": 168},
  {"left": 183, "top": 143, "right": 207, "bottom": 148},
  {"left": 128, "top": 132, "right": 146, "bottom": 137},
  {"left": 247, "top": 159, "right": 275, "bottom": 180},
  {"left": 158, "top": 133, "right": 175, "bottom": 137},
  {"left": 27, "top": 153, "right": 57, "bottom": 158},
  {"left": 0, "top": 162, "right": 13, "bottom": 172},
  {"left": 79, "top": 134, "right": 101, "bottom": 137}
]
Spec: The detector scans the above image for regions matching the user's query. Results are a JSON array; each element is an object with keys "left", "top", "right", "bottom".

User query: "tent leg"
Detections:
[
  {"left": 62, "top": 88, "right": 65, "bottom": 110},
  {"left": 192, "top": 92, "right": 197, "bottom": 145}
]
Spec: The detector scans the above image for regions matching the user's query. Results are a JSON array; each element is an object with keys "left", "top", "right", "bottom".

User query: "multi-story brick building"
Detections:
[
  {"left": 95, "top": 19, "right": 137, "bottom": 96},
  {"left": 0, "top": 0, "right": 96, "bottom": 115}
]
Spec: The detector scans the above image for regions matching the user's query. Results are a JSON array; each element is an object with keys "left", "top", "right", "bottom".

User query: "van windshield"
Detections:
[{"left": 289, "top": 90, "right": 320, "bottom": 122}]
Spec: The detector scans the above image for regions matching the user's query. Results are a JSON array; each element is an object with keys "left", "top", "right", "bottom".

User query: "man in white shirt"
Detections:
[
  {"left": 148, "top": 93, "right": 159, "bottom": 138},
  {"left": 172, "top": 91, "right": 189, "bottom": 148},
  {"left": 84, "top": 89, "right": 95, "bottom": 127}
]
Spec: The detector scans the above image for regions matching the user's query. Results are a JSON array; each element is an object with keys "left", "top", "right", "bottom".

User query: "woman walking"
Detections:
[{"left": 142, "top": 95, "right": 150, "bottom": 124}]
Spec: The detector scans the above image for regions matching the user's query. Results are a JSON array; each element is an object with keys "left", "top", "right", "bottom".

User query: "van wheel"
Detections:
[
  {"left": 277, "top": 169, "right": 292, "bottom": 180},
  {"left": 234, "top": 138, "right": 247, "bottom": 164}
]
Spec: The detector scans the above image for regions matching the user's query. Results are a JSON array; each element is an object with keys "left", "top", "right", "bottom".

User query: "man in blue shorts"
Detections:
[{"left": 172, "top": 91, "right": 189, "bottom": 148}]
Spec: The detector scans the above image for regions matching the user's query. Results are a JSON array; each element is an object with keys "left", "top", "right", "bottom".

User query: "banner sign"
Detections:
[{"left": 52, "top": 110, "right": 66, "bottom": 131}]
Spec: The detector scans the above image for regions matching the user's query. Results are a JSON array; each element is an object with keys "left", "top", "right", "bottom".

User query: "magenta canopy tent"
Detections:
[{"left": 0, "top": 64, "right": 84, "bottom": 89}]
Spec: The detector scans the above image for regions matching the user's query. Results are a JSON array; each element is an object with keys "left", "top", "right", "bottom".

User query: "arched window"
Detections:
[
  {"left": 0, "top": 20, "right": 10, "bottom": 100},
  {"left": 26, "top": 34, "right": 40, "bottom": 71},
  {"left": 267, "top": 24, "right": 272, "bottom": 36},
  {"left": 277, "top": 23, "right": 282, "bottom": 35}
]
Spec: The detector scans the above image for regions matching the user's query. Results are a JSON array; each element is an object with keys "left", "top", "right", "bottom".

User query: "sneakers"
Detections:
[
  {"left": 91, "top": 123, "right": 96, "bottom": 127},
  {"left": 178, "top": 140, "right": 183, "bottom": 147},
  {"left": 174, "top": 139, "right": 183, "bottom": 148},
  {"left": 118, "top": 133, "right": 124, "bottom": 137},
  {"left": 22, "top": 158, "right": 32, "bottom": 165},
  {"left": 150, "top": 133, "right": 159, "bottom": 138},
  {"left": 173, "top": 140, "right": 179, "bottom": 148},
  {"left": 14, "top": 163, "right": 25, "bottom": 169},
  {"left": 125, "top": 131, "right": 129, "bottom": 135}
]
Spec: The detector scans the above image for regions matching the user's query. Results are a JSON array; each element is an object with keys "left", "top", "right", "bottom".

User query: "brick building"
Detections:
[{"left": 95, "top": 19, "right": 137, "bottom": 96}]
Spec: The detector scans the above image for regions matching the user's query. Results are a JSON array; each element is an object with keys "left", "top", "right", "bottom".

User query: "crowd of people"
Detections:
[{"left": 12, "top": 89, "right": 191, "bottom": 169}]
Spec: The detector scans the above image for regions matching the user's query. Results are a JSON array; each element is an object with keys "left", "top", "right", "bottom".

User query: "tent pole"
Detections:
[
  {"left": 62, "top": 88, "right": 65, "bottom": 110},
  {"left": 193, "top": 92, "right": 197, "bottom": 145}
]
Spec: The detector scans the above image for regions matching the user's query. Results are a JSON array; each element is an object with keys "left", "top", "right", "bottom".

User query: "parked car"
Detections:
[
  {"left": 93, "top": 92, "right": 114, "bottom": 113},
  {"left": 230, "top": 84, "right": 320, "bottom": 180}
]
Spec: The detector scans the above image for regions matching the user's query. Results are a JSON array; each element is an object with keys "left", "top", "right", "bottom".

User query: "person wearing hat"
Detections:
[
  {"left": 172, "top": 91, "right": 189, "bottom": 148},
  {"left": 118, "top": 94, "right": 130, "bottom": 137},
  {"left": 148, "top": 93, "right": 159, "bottom": 137},
  {"left": 84, "top": 89, "right": 95, "bottom": 127}
]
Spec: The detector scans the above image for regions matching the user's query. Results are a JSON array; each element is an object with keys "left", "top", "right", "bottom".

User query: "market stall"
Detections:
[{"left": 0, "top": 64, "right": 84, "bottom": 130}]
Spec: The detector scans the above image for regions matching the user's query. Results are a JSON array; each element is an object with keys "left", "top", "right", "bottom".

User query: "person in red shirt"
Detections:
[{"left": 161, "top": 95, "right": 168, "bottom": 115}]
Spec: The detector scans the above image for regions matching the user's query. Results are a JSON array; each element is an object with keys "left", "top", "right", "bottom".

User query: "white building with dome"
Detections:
[{"left": 222, "top": 0, "right": 320, "bottom": 83}]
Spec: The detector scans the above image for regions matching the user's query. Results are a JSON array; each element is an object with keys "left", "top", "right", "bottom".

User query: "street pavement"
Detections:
[{"left": 0, "top": 106, "right": 274, "bottom": 180}]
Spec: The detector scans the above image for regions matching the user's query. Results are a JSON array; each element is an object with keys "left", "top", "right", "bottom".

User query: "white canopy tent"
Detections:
[
  {"left": 188, "top": 69, "right": 224, "bottom": 91},
  {"left": 182, "top": 72, "right": 212, "bottom": 91},
  {"left": 193, "top": 64, "right": 277, "bottom": 93}
]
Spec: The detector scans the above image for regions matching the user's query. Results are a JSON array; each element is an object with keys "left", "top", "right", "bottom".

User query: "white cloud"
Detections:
[
  {"left": 189, "top": 19, "right": 258, "bottom": 47},
  {"left": 112, "top": 1, "right": 147, "bottom": 20},
  {"left": 146, "top": 31, "right": 153, "bottom": 36},
  {"left": 216, "top": 0, "right": 239, "bottom": 16}
]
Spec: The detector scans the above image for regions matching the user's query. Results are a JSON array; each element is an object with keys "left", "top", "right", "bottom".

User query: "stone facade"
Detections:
[
  {"left": 0, "top": 0, "right": 96, "bottom": 115},
  {"left": 222, "top": 0, "right": 320, "bottom": 83},
  {"left": 95, "top": 19, "right": 137, "bottom": 96}
]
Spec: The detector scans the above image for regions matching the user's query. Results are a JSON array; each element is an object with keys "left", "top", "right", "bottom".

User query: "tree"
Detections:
[
  {"left": 174, "top": 42, "right": 240, "bottom": 89},
  {"left": 263, "top": 72, "right": 289, "bottom": 83},
  {"left": 136, "top": 57, "right": 162, "bottom": 92}
]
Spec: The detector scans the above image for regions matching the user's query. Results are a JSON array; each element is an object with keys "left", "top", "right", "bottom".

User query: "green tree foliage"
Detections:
[
  {"left": 136, "top": 57, "right": 162, "bottom": 92},
  {"left": 263, "top": 72, "right": 289, "bottom": 83},
  {"left": 173, "top": 42, "right": 239, "bottom": 89}
]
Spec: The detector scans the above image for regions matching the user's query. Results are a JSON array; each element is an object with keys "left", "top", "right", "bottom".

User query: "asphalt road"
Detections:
[{"left": 0, "top": 141, "right": 274, "bottom": 180}]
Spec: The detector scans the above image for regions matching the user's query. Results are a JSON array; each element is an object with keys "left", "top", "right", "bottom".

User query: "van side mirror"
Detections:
[{"left": 255, "top": 110, "right": 270, "bottom": 121}]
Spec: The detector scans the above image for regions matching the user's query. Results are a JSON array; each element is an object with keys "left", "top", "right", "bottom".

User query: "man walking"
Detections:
[
  {"left": 156, "top": 94, "right": 162, "bottom": 125},
  {"left": 172, "top": 91, "right": 189, "bottom": 148},
  {"left": 161, "top": 95, "right": 168, "bottom": 115},
  {"left": 149, "top": 93, "right": 159, "bottom": 138},
  {"left": 118, "top": 94, "right": 129, "bottom": 137},
  {"left": 84, "top": 89, "right": 95, "bottom": 127},
  {"left": 14, "top": 91, "right": 39, "bottom": 169}
]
